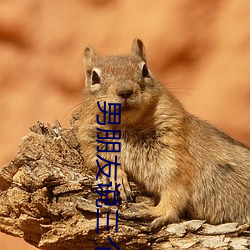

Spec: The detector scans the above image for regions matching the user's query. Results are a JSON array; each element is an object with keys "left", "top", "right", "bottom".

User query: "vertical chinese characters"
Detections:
[{"left": 95, "top": 101, "right": 121, "bottom": 250}]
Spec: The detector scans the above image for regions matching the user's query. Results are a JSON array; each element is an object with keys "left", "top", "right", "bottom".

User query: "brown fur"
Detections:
[{"left": 78, "top": 39, "right": 250, "bottom": 229}]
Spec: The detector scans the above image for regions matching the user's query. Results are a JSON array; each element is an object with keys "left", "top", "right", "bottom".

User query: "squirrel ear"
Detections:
[
  {"left": 83, "top": 46, "right": 99, "bottom": 86},
  {"left": 131, "top": 38, "right": 147, "bottom": 63},
  {"left": 83, "top": 45, "right": 98, "bottom": 71}
]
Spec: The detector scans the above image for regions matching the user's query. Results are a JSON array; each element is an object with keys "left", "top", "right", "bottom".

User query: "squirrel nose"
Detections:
[{"left": 116, "top": 88, "right": 133, "bottom": 99}]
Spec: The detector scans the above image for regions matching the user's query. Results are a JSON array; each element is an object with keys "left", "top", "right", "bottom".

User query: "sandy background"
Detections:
[{"left": 0, "top": 1, "right": 250, "bottom": 249}]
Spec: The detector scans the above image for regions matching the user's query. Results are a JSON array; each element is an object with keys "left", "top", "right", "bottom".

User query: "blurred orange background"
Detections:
[{"left": 1, "top": 1, "right": 250, "bottom": 249}]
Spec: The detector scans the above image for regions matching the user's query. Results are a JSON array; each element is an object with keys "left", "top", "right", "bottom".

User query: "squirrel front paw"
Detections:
[
  {"left": 102, "top": 168, "right": 132, "bottom": 203},
  {"left": 117, "top": 170, "right": 133, "bottom": 202}
]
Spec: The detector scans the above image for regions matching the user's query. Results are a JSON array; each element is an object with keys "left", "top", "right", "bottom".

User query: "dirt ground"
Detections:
[{"left": 0, "top": 1, "right": 250, "bottom": 249}]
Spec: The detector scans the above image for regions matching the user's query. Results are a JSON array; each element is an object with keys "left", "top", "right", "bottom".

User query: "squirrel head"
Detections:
[{"left": 83, "top": 39, "right": 160, "bottom": 124}]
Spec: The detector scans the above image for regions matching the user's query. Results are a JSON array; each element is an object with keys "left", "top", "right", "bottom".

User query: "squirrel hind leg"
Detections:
[
  {"left": 128, "top": 187, "right": 188, "bottom": 229},
  {"left": 148, "top": 200, "right": 181, "bottom": 230},
  {"left": 149, "top": 212, "right": 180, "bottom": 230},
  {"left": 128, "top": 201, "right": 181, "bottom": 230}
]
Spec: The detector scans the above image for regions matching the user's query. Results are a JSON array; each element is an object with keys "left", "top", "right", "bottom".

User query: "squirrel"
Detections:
[{"left": 78, "top": 38, "right": 250, "bottom": 229}]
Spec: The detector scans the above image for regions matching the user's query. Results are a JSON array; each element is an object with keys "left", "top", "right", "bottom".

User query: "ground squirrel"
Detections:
[{"left": 78, "top": 38, "right": 250, "bottom": 229}]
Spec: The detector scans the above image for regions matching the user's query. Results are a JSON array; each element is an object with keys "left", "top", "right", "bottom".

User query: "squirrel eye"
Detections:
[
  {"left": 142, "top": 63, "right": 149, "bottom": 78},
  {"left": 91, "top": 70, "right": 100, "bottom": 85}
]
